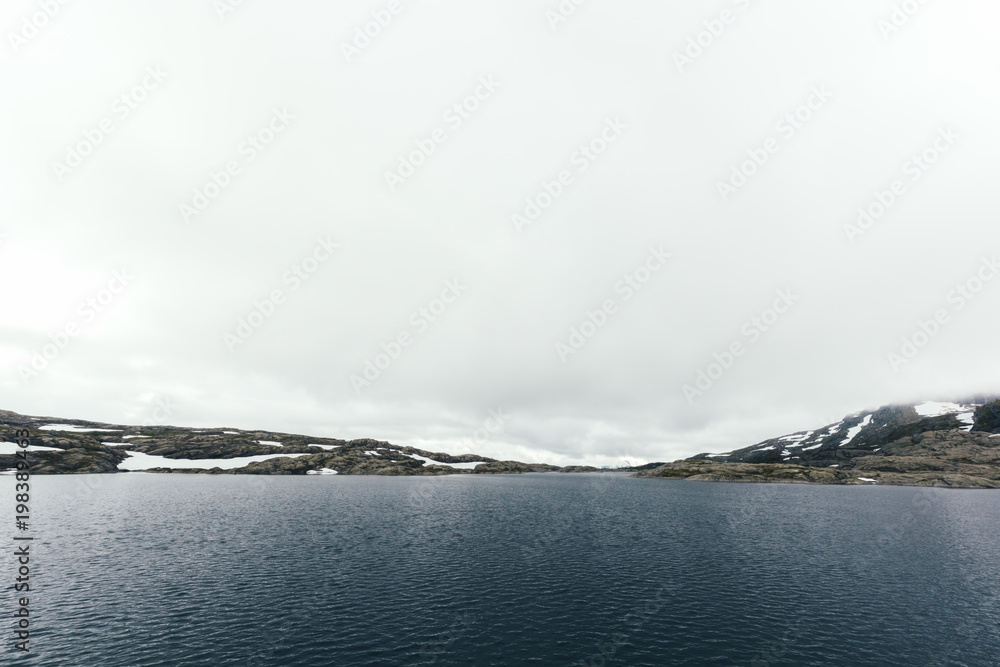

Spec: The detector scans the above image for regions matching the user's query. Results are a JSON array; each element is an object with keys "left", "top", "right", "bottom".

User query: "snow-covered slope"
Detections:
[{"left": 692, "top": 399, "right": 994, "bottom": 466}]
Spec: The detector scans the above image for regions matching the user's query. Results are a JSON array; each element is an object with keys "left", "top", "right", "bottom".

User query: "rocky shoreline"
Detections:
[{"left": 5, "top": 398, "right": 1000, "bottom": 487}]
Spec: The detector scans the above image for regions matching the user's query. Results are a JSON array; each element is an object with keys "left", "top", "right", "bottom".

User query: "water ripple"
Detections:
[{"left": 2, "top": 473, "right": 997, "bottom": 666}]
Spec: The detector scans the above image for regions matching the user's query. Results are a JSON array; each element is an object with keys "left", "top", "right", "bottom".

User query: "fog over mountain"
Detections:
[{"left": 2, "top": 0, "right": 998, "bottom": 466}]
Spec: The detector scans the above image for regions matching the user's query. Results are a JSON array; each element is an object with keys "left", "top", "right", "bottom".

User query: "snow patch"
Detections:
[
  {"left": 257, "top": 440, "right": 282, "bottom": 447},
  {"left": 121, "top": 435, "right": 150, "bottom": 439},
  {"left": 779, "top": 431, "right": 814, "bottom": 443},
  {"left": 858, "top": 477, "right": 877, "bottom": 483},
  {"left": 306, "top": 468, "right": 338, "bottom": 475},
  {"left": 38, "top": 424, "right": 121, "bottom": 433},
  {"left": 753, "top": 446, "right": 777, "bottom": 452},
  {"left": 308, "top": 444, "right": 340, "bottom": 450},
  {"left": 800, "top": 443, "right": 823, "bottom": 451},
  {"left": 839, "top": 415, "right": 873, "bottom": 447},
  {"left": 405, "top": 453, "right": 487, "bottom": 470},
  {"left": 223, "top": 431, "right": 239, "bottom": 435},
  {"left": 117, "top": 451, "right": 308, "bottom": 471},
  {"left": 957, "top": 412, "right": 976, "bottom": 431},
  {"left": 824, "top": 422, "right": 844, "bottom": 436},
  {"left": 915, "top": 401, "right": 967, "bottom": 417}
]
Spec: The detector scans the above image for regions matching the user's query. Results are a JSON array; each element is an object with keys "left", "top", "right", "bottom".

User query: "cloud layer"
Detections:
[{"left": 2, "top": 0, "right": 999, "bottom": 466}]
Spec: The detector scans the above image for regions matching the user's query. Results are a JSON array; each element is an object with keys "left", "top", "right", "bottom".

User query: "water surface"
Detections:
[{"left": 4, "top": 473, "right": 998, "bottom": 665}]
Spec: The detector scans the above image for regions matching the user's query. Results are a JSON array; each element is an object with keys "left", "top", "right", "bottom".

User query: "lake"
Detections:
[{"left": 4, "top": 472, "right": 999, "bottom": 665}]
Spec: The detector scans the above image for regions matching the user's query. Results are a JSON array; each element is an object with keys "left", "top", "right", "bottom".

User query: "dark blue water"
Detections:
[{"left": 3, "top": 472, "right": 999, "bottom": 666}]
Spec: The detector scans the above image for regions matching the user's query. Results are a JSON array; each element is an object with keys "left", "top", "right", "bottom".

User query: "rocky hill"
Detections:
[
  {"left": 10, "top": 399, "right": 999, "bottom": 485},
  {"left": 0, "top": 410, "right": 581, "bottom": 476},
  {"left": 636, "top": 398, "right": 1000, "bottom": 489}
]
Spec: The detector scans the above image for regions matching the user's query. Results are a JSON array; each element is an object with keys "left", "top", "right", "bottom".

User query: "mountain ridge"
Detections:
[
  {"left": 0, "top": 410, "right": 602, "bottom": 476},
  {"left": 637, "top": 397, "right": 1000, "bottom": 488}
]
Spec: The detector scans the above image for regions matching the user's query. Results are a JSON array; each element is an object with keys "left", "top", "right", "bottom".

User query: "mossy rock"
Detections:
[{"left": 972, "top": 400, "right": 1000, "bottom": 434}]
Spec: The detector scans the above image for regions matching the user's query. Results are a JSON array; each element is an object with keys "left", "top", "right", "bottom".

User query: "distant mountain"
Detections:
[
  {"left": 0, "top": 410, "right": 598, "bottom": 476},
  {"left": 637, "top": 398, "right": 1000, "bottom": 488}
]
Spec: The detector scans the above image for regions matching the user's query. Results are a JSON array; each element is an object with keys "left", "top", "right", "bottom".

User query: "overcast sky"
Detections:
[{"left": 1, "top": 0, "right": 998, "bottom": 466}]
